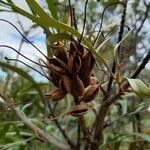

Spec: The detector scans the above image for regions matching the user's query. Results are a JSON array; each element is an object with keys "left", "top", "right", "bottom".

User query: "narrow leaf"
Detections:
[
  {"left": 114, "top": 29, "right": 133, "bottom": 63},
  {"left": 0, "top": 62, "right": 43, "bottom": 98},
  {"left": 46, "top": 0, "right": 58, "bottom": 20},
  {"left": 25, "top": 0, "right": 51, "bottom": 21},
  {"left": 96, "top": 38, "right": 110, "bottom": 52},
  {"left": 48, "top": 33, "right": 71, "bottom": 43},
  {"left": 4, "top": 0, "right": 115, "bottom": 78}
]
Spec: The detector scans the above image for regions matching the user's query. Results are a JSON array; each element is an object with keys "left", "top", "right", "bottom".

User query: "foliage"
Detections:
[{"left": 0, "top": 0, "right": 150, "bottom": 150}]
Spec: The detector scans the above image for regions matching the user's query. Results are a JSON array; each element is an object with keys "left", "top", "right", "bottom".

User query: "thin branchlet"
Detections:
[
  {"left": 79, "top": 0, "right": 89, "bottom": 43},
  {"left": 93, "top": 2, "right": 125, "bottom": 46},
  {"left": 5, "top": 57, "right": 49, "bottom": 79},
  {"left": 72, "top": 7, "right": 78, "bottom": 30},
  {"left": 68, "top": 0, "right": 73, "bottom": 27},
  {"left": 39, "top": 58, "right": 51, "bottom": 80},
  {"left": 0, "top": 19, "right": 49, "bottom": 60},
  {"left": 106, "top": 1, "right": 127, "bottom": 96},
  {"left": 0, "top": 45, "right": 47, "bottom": 68}
]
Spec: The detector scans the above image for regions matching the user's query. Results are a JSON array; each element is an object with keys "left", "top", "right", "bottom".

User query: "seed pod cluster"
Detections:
[{"left": 46, "top": 41, "right": 99, "bottom": 116}]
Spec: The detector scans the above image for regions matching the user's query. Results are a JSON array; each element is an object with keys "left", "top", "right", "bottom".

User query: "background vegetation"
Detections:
[{"left": 0, "top": 0, "right": 150, "bottom": 150}]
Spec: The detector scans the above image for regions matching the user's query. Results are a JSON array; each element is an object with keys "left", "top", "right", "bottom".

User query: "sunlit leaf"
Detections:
[
  {"left": 46, "top": 0, "right": 58, "bottom": 20},
  {"left": 48, "top": 33, "right": 71, "bottom": 43},
  {"left": 126, "top": 78, "right": 150, "bottom": 97}
]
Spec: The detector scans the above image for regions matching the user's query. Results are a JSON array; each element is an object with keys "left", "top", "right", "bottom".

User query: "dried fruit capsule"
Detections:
[
  {"left": 71, "top": 76, "right": 84, "bottom": 97},
  {"left": 45, "top": 88, "right": 65, "bottom": 101},
  {"left": 80, "top": 84, "right": 99, "bottom": 102},
  {"left": 59, "top": 75, "right": 72, "bottom": 93},
  {"left": 67, "top": 104, "right": 89, "bottom": 116},
  {"left": 79, "top": 51, "right": 95, "bottom": 78}
]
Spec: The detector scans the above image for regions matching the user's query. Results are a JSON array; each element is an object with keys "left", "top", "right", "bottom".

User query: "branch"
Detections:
[
  {"left": 91, "top": 47, "right": 150, "bottom": 150},
  {"left": 131, "top": 49, "right": 150, "bottom": 78},
  {"left": 2, "top": 96, "right": 70, "bottom": 150},
  {"left": 135, "top": 2, "right": 150, "bottom": 36},
  {"left": 14, "top": 108, "right": 70, "bottom": 149},
  {"left": 90, "top": 48, "right": 150, "bottom": 150}
]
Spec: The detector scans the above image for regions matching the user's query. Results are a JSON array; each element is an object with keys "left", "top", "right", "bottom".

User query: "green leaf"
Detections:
[
  {"left": 17, "top": 83, "right": 48, "bottom": 97},
  {"left": 25, "top": 0, "right": 51, "bottom": 21},
  {"left": 2, "top": 0, "right": 115, "bottom": 78},
  {"left": 46, "top": 0, "right": 58, "bottom": 20},
  {"left": 47, "top": 33, "right": 71, "bottom": 43},
  {"left": 126, "top": 78, "right": 150, "bottom": 97},
  {"left": 0, "top": 62, "right": 43, "bottom": 98},
  {"left": 114, "top": 29, "right": 133, "bottom": 63},
  {"left": 96, "top": 38, "right": 110, "bottom": 52}
]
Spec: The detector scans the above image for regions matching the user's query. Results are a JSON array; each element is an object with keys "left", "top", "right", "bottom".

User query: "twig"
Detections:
[
  {"left": 72, "top": 7, "right": 78, "bottom": 30},
  {"left": 0, "top": 19, "right": 48, "bottom": 59},
  {"left": 79, "top": 0, "right": 89, "bottom": 43},
  {"left": 93, "top": 2, "right": 125, "bottom": 46},
  {"left": 1, "top": 96, "right": 70, "bottom": 149},
  {"left": 68, "top": 0, "right": 73, "bottom": 27},
  {"left": 135, "top": 2, "right": 150, "bottom": 36},
  {"left": 131, "top": 49, "right": 150, "bottom": 79},
  {"left": 117, "top": 1, "right": 128, "bottom": 61},
  {"left": 106, "top": 1, "right": 127, "bottom": 96},
  {"left": 47, "top": 101, "right": 75, "bottom": 149}
]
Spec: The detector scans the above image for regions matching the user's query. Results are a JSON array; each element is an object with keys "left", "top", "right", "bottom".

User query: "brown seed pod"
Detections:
[
  {"left": 70, "top": 41, "right": 84, "bottom": 56},
  {"left": 52, "top": 43, "right": 68, "bottom": 63},
  {"left": 47, "top": 58, "right": 68, "bottom": 76},
  {"left": 80, "top": 76, "right": 98, "bottom": 88},
  {"left": 69, "top": 42, "right": 77, "bottom": 57},
  {"left": 45, "top": 88, "right": 65, "bottom": 101},
  {"left": 50, "top": 72, "right": 61, "bottom": 87},
  {"left": 74, "top": 41, "right": 84, "bottom": 57},
  {"left": 80, "top": 76, "right": 91, "bottom": 87},
  {"left": 59, "top": 75, "right": 72, "bottom": 93},
  {"left": 79, "top": 52, "right": 95, "bottom": 78},
  {"left": 80, "top": 84, "right": 99, "bottom": 102},
  {"left": 67, "top": 55, "right": 74, "bottom": 73},
  {"left": 67, "top": 104, "right": 89, "bottom": 116},
  {"left": 72, "top": 55, "right": 81, "bottom": 74},
  {"left": 71, "top": 76, "right": 84, "bottom": 97}
]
